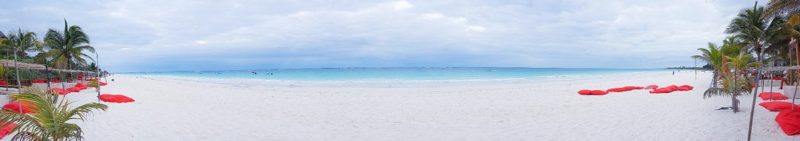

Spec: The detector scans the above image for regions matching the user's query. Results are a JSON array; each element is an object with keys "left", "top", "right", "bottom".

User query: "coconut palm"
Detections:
[
  {"left": 693, "top": 43, "right": 726, "bottom": 86},
  {"left": 7, "top": 30, "right": 42, "bottom": 88},
  {"left": 0, "top": 91, "right": 106, "bottom": 141},
  {"left": 766, "top": 0, "right": 800, "bottom": 17},
  {"left": 704, "top": 52, "right": 756, "bottom": 113},
  {"left": 44, "top": 20, "right": 95, "bottom": 70},
  {"left": 726, "top": 4, "right": 785, "bottom": 59}
]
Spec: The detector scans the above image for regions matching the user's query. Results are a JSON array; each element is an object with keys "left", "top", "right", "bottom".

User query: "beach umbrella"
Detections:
[{"left": 98, "top": 94, "right": 134, "bottom": 103}]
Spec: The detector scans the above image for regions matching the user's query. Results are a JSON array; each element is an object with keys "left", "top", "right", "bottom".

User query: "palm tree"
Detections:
[
  {"left": 0, "top": 92, "right": 106, "bottom": 141},
  {"left": 693, "top": 43, "right": 726, "bottom": 86},
  {"left": 7, "top": 30, "right": 41, "bottom": 88},
  {"left": 44, "top": 20, "right": 95, "bottom": 71},
  {"left": 729, "top": 3, "right": 789, "bottom": 140},
  {"left": 704, "top": 52, "right": 756, "bottom": 113},
  {"left": 726, "top": 4, "right": 785, "bottom": 60},
  {"left": 766, "top": 0, "right": 800, "bottom": 17}
]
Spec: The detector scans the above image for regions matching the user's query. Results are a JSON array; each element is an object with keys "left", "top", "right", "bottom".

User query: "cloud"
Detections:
[{"left": 0, "top": 0, "right": 769, "bottom": 72}]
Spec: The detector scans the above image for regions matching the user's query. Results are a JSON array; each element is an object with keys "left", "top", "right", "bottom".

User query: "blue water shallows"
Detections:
[{"left": 123, "top": 68, "right": 664, "bottom": 81}]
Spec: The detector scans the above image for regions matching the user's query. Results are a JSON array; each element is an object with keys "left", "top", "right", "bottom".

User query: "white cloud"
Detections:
[
  {"left": 391, "top": 0, "right": 413, "bottom": 10},
  {"left": 0, "top": 0, "right": 770, "bottom": 71},
  {"left": 465, "top": 26, "right": 486, "bottom": 33}
]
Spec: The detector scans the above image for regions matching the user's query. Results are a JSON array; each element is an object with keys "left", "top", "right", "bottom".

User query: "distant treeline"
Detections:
[{"left": 666, "top": 64, "right": 711, "bottom": 70}]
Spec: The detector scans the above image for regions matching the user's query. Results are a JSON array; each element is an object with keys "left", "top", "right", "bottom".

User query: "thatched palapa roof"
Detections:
[{"left": 0, "top": 60, "right": 89, "bottom": 73}]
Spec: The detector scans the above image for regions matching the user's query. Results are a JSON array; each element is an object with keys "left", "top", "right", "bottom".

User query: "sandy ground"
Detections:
[{"left": 15, "top": 71, "right": 799, "bottom": 140}]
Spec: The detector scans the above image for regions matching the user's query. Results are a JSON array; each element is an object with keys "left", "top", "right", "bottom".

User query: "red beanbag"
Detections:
[
  {"left": 760, "top": 102, "right": 800, "bottom": 111},
  {"left": 776, "top": 110, "right": 800, "bottom": 135},
  {"left": 50, "top": 88, "right": 69, "bottom": 95},
  {"left": 2, "top": 101, "right": 36, "bottom": 114},
  {"left": 606, "top": 87, "right": 627, "bottom": 92},
  {"left": 0, "top": 122, "right": 16, "bottom": 139},
  {"left": 66, "top": 87, "right": 81, "bottom": 92},
  {"left": 624, "top": 86, "right": 644, "bottom": 90},
  {"left": 578, "top": 90, "right": 592, "bottom": 95},
  {"left": 759, "top": 92, "right": 789, "bottom": 100},
  {"left": 99, "top": 94, "right": 135, "bottom": 103},
  {"left": 650, "top": 88, "right": 675, "bottom": 94},
  {"left": 590, "top": 90, "right": 608, "bottom": 95},
  {"left": 677, "top": 85, "right": 693, "bottom": 91}
]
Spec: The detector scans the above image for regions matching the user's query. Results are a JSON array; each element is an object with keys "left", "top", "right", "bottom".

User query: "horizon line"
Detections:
[{"left": 115, "top": 67, "right": 672, "bottom": 73}]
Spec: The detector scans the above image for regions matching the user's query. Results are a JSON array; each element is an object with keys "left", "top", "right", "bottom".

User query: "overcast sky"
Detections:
[{"left": 0, "top": 0, "right": 766, "bottom": 72}]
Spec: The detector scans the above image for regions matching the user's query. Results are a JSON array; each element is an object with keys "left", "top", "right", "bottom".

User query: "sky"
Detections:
[{"left": 0, "top": 0, "right": 767, "bottom": 72}]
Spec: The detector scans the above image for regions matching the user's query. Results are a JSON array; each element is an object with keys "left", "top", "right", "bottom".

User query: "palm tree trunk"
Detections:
[
  {"left": 732, "top": 71, "right": 740, "bottom": 113},
  {"left": 711, "top": 71, "right": 719, "bottom": 87},
  {"left": 95, "top": 53, "right": 100, "bottom": 98},
  {"left": 747, "top": 45, "right": 765, "bottom": 141}
]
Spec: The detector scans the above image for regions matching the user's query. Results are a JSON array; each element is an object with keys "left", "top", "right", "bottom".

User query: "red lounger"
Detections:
[
  {"left": 66, "top": 87, "right": 81, "bottom": 92},
  {"left": 578, "top": 90, "right": 592, "bottom": 95},
  {"left": 760, "top": 102, "right": 800, "bottom": 111},
  {"left": 677, "top": 85, "right": 693, "bottom": 91},
  {"left": 99, "top": 94, "right": 135, "bottom": 103},
  {"left": 776, "top": 110, "right": 800, "bottom": 135},
  {"left": 578, "top": 89, "right": 607, "bottom": 95},
  {"left": 759, "top": 92, "right": 789, "bottom": 100},
  {"left": 590, "top": 90, "right": 608, "bottom": 95},
  {"left": 0, "top": 122, "right": 15, "bottom": 139},
  {"left": 2, "top": 101, "right": 36, "bottom": 114},
  {"left": 650, "top": 88, "right": 675, "bottom": 94},
  {"left": 607, "top": 87, "right": 628, "bottom": 92},
  {"left": 50, "top": 88, "right": 69, "bottom": 95}
]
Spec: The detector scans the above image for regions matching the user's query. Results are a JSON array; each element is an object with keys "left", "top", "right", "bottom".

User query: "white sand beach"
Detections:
[{"left": 46, "top": 71, "right": 799, "bottom": 140}]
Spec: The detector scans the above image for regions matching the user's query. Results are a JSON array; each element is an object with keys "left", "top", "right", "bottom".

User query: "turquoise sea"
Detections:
[{"left": 122, "top": 68, "right": 669, "bottom": 81}]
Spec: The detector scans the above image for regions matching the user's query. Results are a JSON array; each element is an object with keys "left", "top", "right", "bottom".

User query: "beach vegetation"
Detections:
[
  {"left": 0, "top": 90, "right": 107, "bottom": 141},
  {"left": 44, "top": 20, "right": 95, "bottom": 71}
]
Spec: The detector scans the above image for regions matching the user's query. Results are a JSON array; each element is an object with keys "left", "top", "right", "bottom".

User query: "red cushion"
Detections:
[
  {"left": 2, "top": 101, "right": 36, "bottom": 114},
  {"left": 66, "top": 87, "right": 81, "bottom": 92},
  {"left": 590, "top": 90, "right": 608, "bottom": 95},
  {"left": 759, "top": 92, "right": 789, "bottom": 100},
  {"left": 578, "top": 89, "right": 592, "bottom": 95},
  {"left": 50, "top": 88, "right": 69, "bottom": 95},
  {"left": 760, "top": 102, "right": 800, "bottom": 111},
  {"left": 606, "top": 87, "right": 627, "bottom": 92},
  {"left": 650, "top": 88, "right": 675, "bottom": 94},
  {"left": 624, "top": 86, "right": 644, "bottom": 90},
  {"left": 607, "top": 86, "right": 643, "bottom": 93},
  {"left": 776, "top": 110, "right": 800, "bottom": 135},
  {"left": 0, "top": 121, "right": 15, "bottom": 139},
  {"left": 99, "top": 94, "right": 135, "bottom": 103},
  {"left": 676, "top": 85, "right": 693, "bottom": 91}
]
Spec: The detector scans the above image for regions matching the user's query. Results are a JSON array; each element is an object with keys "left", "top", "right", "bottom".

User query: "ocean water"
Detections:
[{"left": 122, "top": 68, "right": 668, "bottom": 81}]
